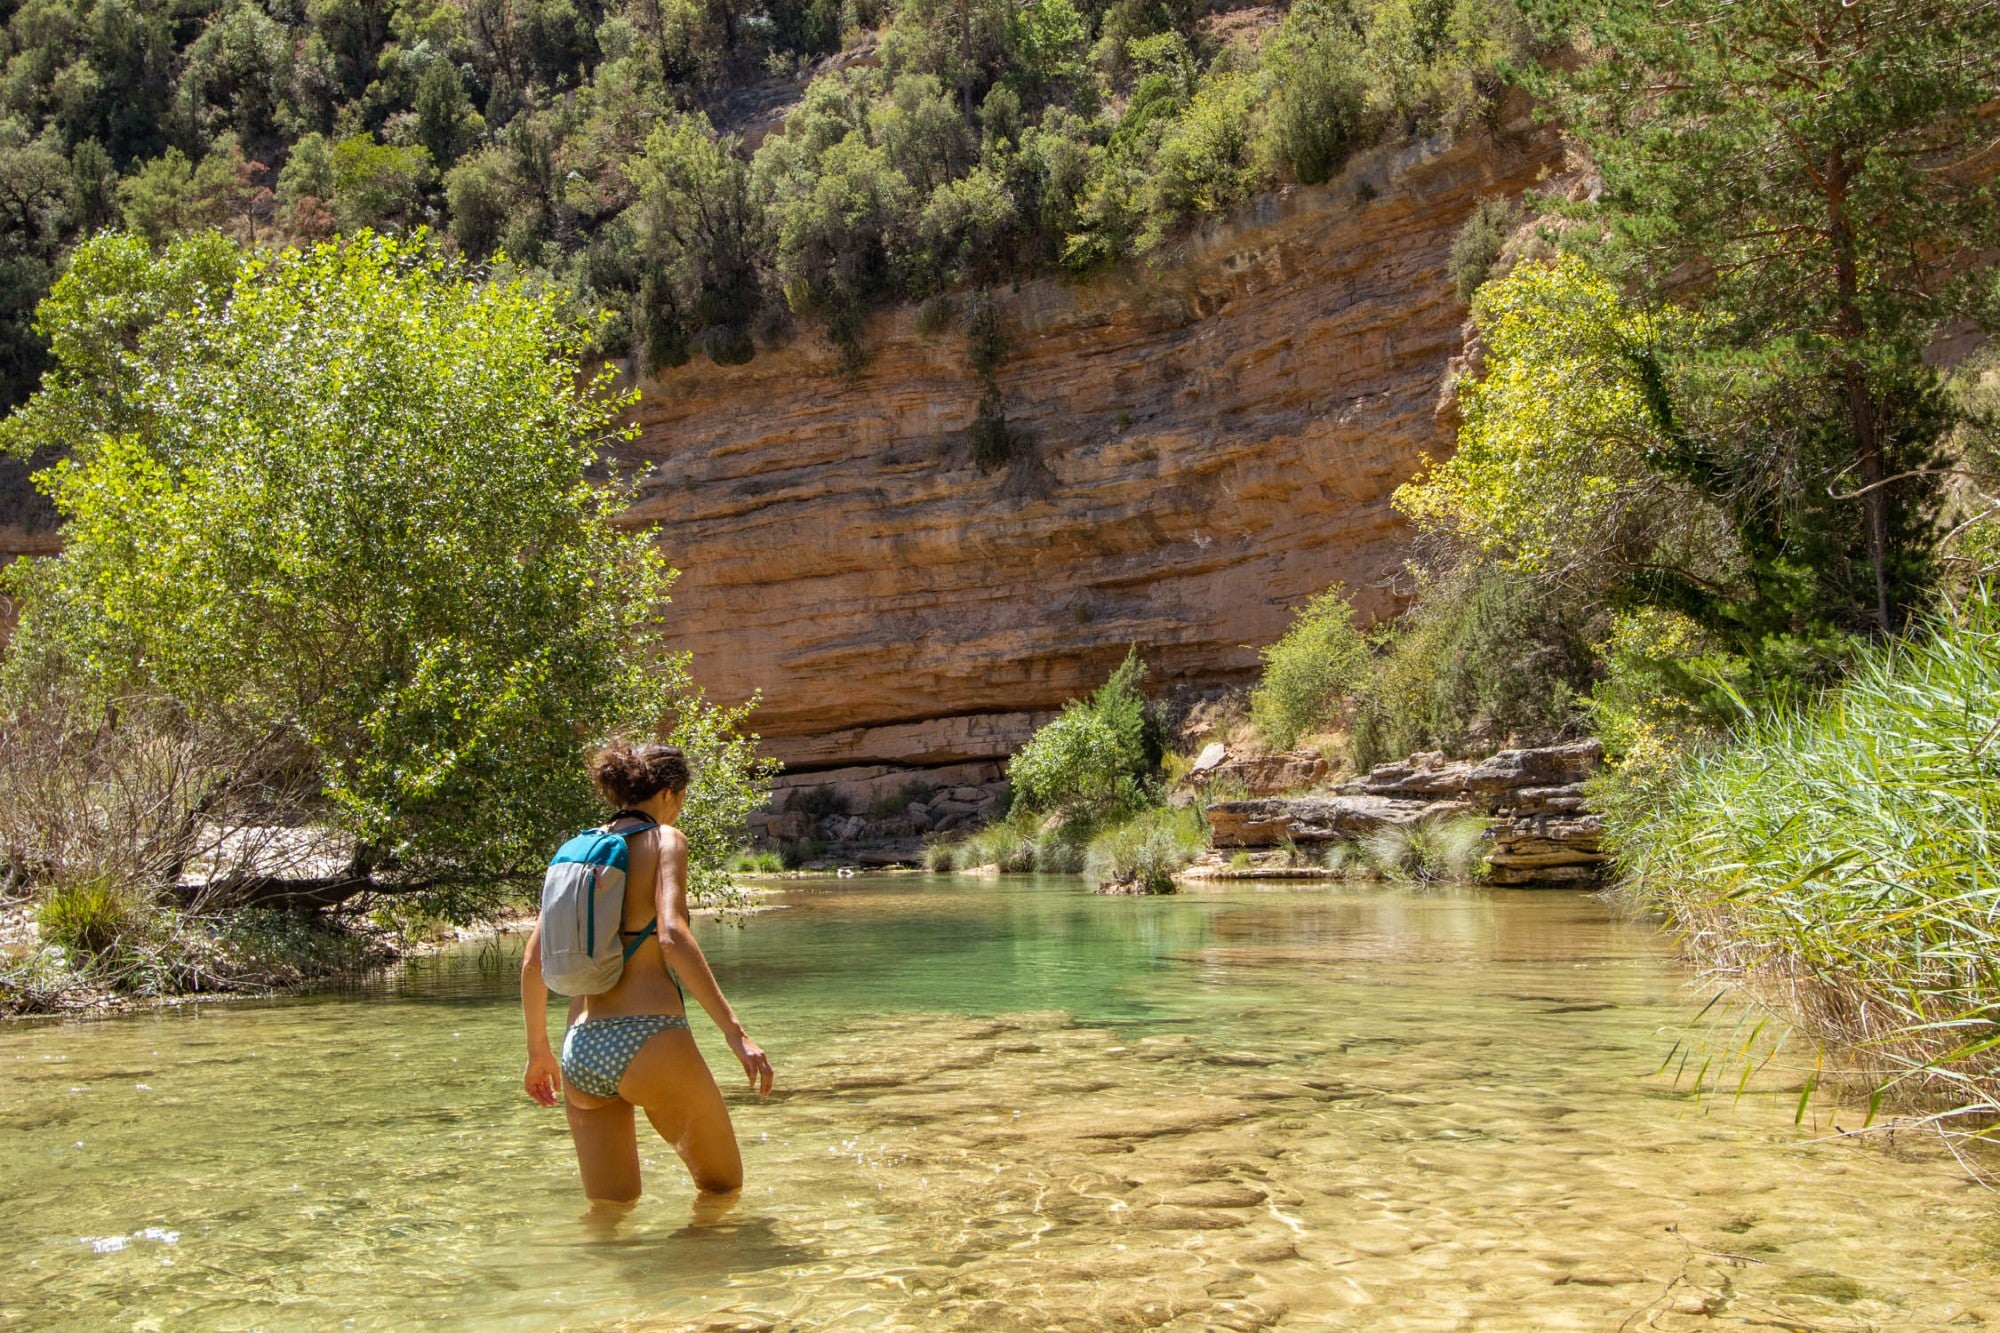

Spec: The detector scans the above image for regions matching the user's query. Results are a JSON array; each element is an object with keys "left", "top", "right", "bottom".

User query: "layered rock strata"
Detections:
[
  {"left": 616, "top": 110, "right": 1563, "bottom": 778},
  {"left": 750, "top": 761, "right": 1011, "bottom": 865},
  {"left": 0, "top": 115, "right": 1564, "bottom": 792},
  {"left": 1200, "top": 741, "right": 1608, "bottom": 886}
]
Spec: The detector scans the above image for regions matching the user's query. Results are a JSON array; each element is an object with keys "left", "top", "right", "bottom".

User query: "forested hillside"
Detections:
[{"left": 0, "top": 0, "right": 1524, "bottom": 406}]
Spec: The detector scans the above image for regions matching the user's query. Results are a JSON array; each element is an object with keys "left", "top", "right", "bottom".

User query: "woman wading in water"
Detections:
[{"left": 521, "top": 743, "right": 774, "bottom": 1202}]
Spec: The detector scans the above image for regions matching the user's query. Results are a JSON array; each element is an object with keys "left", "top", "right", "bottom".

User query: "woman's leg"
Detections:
[
  {"left": 618, "top": 1028, "right": 745, "bottom": 1195},
  {"left": 564, "top": 1088, "right": 642, "bottom": 1204}
]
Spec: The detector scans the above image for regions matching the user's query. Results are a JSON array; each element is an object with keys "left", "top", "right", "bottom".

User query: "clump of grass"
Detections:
[
  {"left": 725, "top": 847, "right": 786, "bottom": 873},
  {"left": 927, "top": 808, "right": 1095, "bottom": 874},
  {"left": 1083, "top": 805, "right": 1208, "bottom": 894},
  {"left": 1359, "top": 815, "right": 1490, "bottom": 882},
  {"left": 1604, "top": 590, "right": 2000, "bottom": 1144},
  {"left": 1321, "top": 842, "right": 1366, "bottom": 879},
  {"left": 867, "top": 780, "right": 934, "bottom": 820},
  {"left": 37, "top": 876, "right": 136, "bottom": 957},
  {"left": 952, "top": 819, "right": 1036, "bottom": 872}
]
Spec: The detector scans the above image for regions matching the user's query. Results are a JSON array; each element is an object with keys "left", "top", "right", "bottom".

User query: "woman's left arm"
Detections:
[{"left": 520, "top": 922, "right": 563, "bottom": 1107}]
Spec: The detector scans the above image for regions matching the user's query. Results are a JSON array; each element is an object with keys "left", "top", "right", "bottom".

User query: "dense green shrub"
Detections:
[
  {"left": 1602, "top": 588, "right": 2000, "bottom": 1127},
  {"left": 627, "top": 112, "right": 767, "bottom": 366},
  {"left": 1446, "top": 196, "right": 1516, "bottom": 301},
  {"left": 1347, "top": 564, "right": 1596, "bottom": 767},
  {"left": 1081, "top": 804, "right": 1206, "bottom": 892},
  {"left": 1009, "top": 649, "right": 1160, "bottom": 818},
  {"left": 1249, "top": 586, "right": 1372, "bottom": 750},
  {"left": 1266, "top": 4, "right": 1370, "bottom": 185}
]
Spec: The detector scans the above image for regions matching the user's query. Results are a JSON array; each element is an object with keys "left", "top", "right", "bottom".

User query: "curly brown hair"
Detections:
[{"left": 589, "top": 741, "right": 692, "bottom": 808}]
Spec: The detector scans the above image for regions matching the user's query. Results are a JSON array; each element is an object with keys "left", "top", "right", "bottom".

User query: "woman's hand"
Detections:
[
  {"left": 524, "top": 1049, "right": 562, "bottom": 1107},
  {"left": 727, "top": 1029, "right": 774, "bottom": 1097}
]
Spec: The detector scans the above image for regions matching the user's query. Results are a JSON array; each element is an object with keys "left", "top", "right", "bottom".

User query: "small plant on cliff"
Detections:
[
  {"left": 1447, "top": 197, "right": 1519, "bottom": 302},
  {"left": 1009, "top": 649, "right": 1162, "bottom": 821},
  {"left": 2, "top": 231, "right": 771, "bottom": 914},
  {"left": 966, "top": 293, "right": 1013, "bottom": 471}
]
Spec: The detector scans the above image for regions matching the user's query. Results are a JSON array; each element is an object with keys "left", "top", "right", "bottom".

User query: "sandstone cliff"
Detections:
[
  {"left": 617, "top": 114, "right": 1563, "bottom": 779},
  {"left": 0, "top": 115, "right": 1565, "bottom": 789}
]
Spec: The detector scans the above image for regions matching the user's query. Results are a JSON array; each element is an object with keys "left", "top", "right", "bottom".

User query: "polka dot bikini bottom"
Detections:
[{"left": 560, "top": 1013, "right": 691, "bottom": 1100}]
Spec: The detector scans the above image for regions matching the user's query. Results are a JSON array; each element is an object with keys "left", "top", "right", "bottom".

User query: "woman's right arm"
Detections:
[
  {"left": 520, "top": 922, "right": 562, "bottom": 1107},
  {"left": 652, "top": 827, "right": 775, "bottom": 1096}
]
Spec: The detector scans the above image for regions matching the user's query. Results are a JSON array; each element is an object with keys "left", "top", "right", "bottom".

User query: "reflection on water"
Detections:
[{"left": 2, "top": 877, "right": 1996, "bottom": 1330}]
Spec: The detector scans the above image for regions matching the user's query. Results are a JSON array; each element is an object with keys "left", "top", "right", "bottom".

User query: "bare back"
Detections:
[{"left": 574, "top": 823, "right": 688, "bottom": 1023}]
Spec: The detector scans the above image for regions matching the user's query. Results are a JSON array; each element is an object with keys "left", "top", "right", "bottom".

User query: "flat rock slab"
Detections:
[
  {"left": 1206, "top": 794, "right": 1435, "bottom": 848},
  {"left": 1350, "top": 740, "right": 1604, "bottom": 806}
]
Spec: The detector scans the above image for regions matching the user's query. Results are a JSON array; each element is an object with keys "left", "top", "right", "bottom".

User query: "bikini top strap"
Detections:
[
  {"left": 606, "top": 810, "right": 659, "bottom": 836},
  {"left": 620, "top": 918, "right": 657, "bottom": 960},
  {"left": 617, "top": 917, "right": 684, "bottom": 1000}
]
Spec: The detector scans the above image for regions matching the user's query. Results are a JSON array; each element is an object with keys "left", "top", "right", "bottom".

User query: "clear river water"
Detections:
[{"left": 3, "top": 875, "right": 1997, "bottom": 1330}]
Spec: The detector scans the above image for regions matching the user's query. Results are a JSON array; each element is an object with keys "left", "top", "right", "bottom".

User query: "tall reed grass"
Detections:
[{"left": 1605, "top": 588, "right": 2000, "bottom": 1151}]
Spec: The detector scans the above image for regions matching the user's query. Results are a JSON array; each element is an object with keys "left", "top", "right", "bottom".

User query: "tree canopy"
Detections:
[{"left": 2, "top": 231, "right": 771, "bottom": 902}]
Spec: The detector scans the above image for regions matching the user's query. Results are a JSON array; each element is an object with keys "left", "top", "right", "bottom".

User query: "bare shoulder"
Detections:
[{"left": 652, "top": 824, "right": 689, "bottom": 858}]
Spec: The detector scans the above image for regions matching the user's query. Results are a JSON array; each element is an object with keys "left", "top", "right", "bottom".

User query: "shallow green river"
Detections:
[{"left": 3, "top": 876, "right": 1996, "bottom": 1330}]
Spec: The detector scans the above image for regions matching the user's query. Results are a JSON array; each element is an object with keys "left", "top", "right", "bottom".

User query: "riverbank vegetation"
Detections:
[
  {"left": 0, "top": 231, "right": 770, "bottom": 1012},
  {"left": 1601, "top": 591, "right": 2000, "bottom": 1134},
  {"left": 1211, "top": 0, "right": 2000, "bottom": 1138},
  {"left": 923, "top": 650, "right": 1203, "bottom": 890}
]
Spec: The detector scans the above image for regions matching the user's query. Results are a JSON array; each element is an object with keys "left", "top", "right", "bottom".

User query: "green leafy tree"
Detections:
[
  {"left": 3, "top": 231, "right": 771, "bottom": 901},
  {"left": 1249, "top": 586, "right": 1372, "bottom": 750},
  {"left": 1010, "top": 650, "right": 1160, "bottom": 819},
  {"left": 1399, "top": 254, "right": 1907, "bottom": 735},
  {"left": 624, "top": 111, "right": 766, "bottom": 367},
  {"left": 330, "top": 134, "right": 434, "bottom": 232},
  {"left": 0, "top": 231, "right": 240, "bottom": 460},
  {"left": 1265, "top": 1, "right": 1369, "bottom": 185},
  {"left": 1525, "top": 0, "right": 2000, "bottom": 631},
  {"left": 413, "top": 58, "right": 484, "bottom": 168},
  {"left": 116, "top": 149, "right": 213, "bottom": 243},
  {"left": 0, "top": 128, "right": 79, "bottom": 410}
]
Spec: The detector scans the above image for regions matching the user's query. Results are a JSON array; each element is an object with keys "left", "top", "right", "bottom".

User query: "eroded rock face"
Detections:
[
  {"left": 1206, "top": 793, "right": 1437, "bottom": 848},
  {"left": 1203, "top": 741, "right": 1609, "bottom": 885},
  {"left": 1174, "top": 749, "right": 1330, "bottom": 804},
  {"left": 615, "top": 115, "right": 1561, "bottom": 773}
]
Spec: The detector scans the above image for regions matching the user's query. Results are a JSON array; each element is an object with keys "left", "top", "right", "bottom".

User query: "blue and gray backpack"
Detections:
[{"left": 538, "top": 812, "right": 659, "bottom": 996}]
